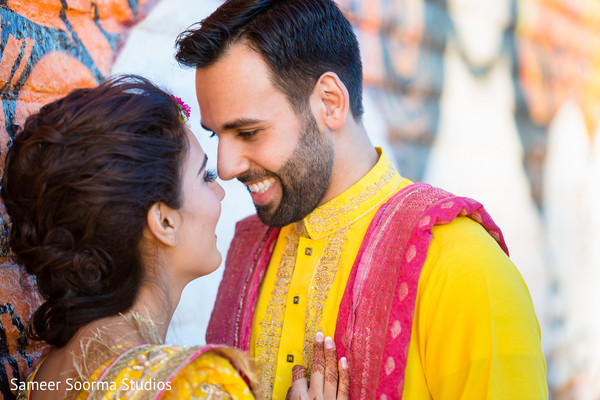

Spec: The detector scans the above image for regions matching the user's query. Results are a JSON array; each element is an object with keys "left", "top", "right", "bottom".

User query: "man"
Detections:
[{"left": 175, "top": 0, "right": 548, "bottom": 398}]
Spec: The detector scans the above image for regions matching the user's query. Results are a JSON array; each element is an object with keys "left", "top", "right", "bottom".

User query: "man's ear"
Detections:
[
  {"left": 313, "top": 72, "right": 350, "bottom": 131},
  {"left": 146, "top": 202, "right": 180, "bottom": 247}
]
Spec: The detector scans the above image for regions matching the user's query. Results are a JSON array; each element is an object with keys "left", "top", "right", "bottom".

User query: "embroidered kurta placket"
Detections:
[{"left": 250, "top": 150, "right": 403, "bottom": 398}]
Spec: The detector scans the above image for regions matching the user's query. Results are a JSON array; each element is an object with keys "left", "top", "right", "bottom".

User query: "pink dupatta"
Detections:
[
  {"left": 206, "top": 183, "right": 507, "bottom": 399},
  {"left": 206, "top": 218, "right": 280, "bottom": 350},
  {"left": 334, "top": 183, "right": 507, "bottom": 399}
]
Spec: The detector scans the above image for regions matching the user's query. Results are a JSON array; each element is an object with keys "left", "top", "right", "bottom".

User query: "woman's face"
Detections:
[{"left": 173, "top": 129, "right": 225, "bottom": 281}]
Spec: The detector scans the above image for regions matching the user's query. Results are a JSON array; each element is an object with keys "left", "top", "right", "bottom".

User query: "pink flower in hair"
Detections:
[{"left": 172, "top": 95, "right": 191, "bottom": 123}]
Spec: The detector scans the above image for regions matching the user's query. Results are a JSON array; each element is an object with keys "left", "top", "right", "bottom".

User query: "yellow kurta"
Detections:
[{"left": 250, "top": 149, "right": 547, "bottom": 399}]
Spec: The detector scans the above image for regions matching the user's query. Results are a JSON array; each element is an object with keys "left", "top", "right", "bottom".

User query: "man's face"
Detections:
[{"left": 195, "top": 43, "right": 334, "bottom": 227}]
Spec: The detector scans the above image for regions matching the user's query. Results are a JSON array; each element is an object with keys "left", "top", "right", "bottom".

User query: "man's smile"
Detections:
[{"left": 246, "top": 177, "right": 276, "bottom": 195}]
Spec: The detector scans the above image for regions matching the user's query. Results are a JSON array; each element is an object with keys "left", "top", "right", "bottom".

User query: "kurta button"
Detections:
[
  {"left": 287, "top": 354, "right": 294, "bottom": 363},
  {"left": 293, "top": 296, "right": 300, "bottom": 304},
  {"left": 305, "top": 248, "right": 313, "bottom": 256}
]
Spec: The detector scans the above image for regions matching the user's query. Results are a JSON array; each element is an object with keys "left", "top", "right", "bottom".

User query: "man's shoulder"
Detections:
[
  {"left": 384, "top": 182, "right": 456, "bottom": 208},
  {"left": 370, "top": 182, "right": 458, "bottom": 229},
  {"left": 369, "top": 182, "right": 507, "bottom": 254}
]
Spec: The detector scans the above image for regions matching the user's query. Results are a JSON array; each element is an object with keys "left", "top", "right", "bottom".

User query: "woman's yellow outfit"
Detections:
[{"left": 18, "top": 344, "right": 254, "bottom": 399}]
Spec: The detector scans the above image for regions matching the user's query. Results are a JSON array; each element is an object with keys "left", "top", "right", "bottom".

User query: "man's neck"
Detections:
[{"left": 318, "top": 126, "right": 379, "bottom": 206}]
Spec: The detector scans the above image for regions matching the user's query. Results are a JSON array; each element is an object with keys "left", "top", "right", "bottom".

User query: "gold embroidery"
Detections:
[
  {"left": 135, "top": 346, "right": 200, "bottom": 399},
  {"left": 303, "top": 227, "right": 349, "bottom": 373},
  {"left": 90, "top": 345, "right": 201, "bottom": 400},
  {"left": 236, "top": 228, "right": 276, "bottom": 348},
  {"left": 255, "top": 223, "right": 303, "bottom": 398},
  {"left": 305, "top": 167, "right": 396, "bottom": 237},
  {"left": 88, "top": 345, "right": 152, "bottom": 400},
  {"left": 196, "top": 383, "right": 233, "bottom": 399}
]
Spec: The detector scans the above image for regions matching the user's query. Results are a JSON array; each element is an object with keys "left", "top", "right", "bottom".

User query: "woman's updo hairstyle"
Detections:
[{"left": 1, "top": 75, "right": 189, "bottom": 348}]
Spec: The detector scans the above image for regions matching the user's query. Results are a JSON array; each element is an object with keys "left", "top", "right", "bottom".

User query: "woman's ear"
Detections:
[
  {"left": 146, "top": 202, "right": 180, "bottom": 247},
  {"left": 313, "top": 71, "right": 350, "bottom": 131}
]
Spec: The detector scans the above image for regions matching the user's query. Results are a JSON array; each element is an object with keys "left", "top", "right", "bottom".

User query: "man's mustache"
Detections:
[{"left": 237, "top": 169, "right": 278, "bottom": 184}]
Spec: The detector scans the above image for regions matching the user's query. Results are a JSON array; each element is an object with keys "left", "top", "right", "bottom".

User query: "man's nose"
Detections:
[{"left": 216, "top": 139, "right": 250, "bottom": 181}]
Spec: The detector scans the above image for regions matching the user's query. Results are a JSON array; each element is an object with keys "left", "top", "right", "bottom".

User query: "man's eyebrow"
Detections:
[
  {"left": 222, "top": 118, "right": 264, "bottom": 131},
  {"left": 202, "top": 118, "right": 265, "bottom": 133},
  {"left": 197, "top": 154, "right": 208, "bottom": 177}
]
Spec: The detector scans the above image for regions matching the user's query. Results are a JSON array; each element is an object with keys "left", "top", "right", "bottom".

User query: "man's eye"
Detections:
[
  {"left": 204, "top": 169, "right": 217, "bottom": 182},
  {"left": 238, "top": 130, "right": 258, "bottom": 139}
]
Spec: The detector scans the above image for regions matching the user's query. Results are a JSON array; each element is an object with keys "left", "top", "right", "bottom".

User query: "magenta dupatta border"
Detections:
[
  {"left": 206, "top": 184, "right": 507, "bottom": 399},
  {"left": 334, "top": 183, "right": 507, "bottom": 399}
]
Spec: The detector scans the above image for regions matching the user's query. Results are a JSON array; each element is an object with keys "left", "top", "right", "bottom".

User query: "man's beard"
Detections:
[{"left": 243, "top": 111, "right": 334, "bottom": 228}]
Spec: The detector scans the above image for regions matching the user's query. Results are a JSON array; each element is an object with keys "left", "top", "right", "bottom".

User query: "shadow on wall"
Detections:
[{"left": 0, "top": 1, "right": 157, "bottom": 398}]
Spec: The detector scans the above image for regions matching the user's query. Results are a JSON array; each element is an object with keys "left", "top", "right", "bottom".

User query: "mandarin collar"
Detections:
[{"left": 301, "top": 148, "right": 401, "bottom": 239}]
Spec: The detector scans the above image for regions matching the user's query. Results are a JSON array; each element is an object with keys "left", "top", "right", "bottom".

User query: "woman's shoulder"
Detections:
[
  {"left": 84, "top": 344, "right": 253, "bottom": 399},
  {"left": 164, "top": 345, "right": 254, "bottom": 399}
]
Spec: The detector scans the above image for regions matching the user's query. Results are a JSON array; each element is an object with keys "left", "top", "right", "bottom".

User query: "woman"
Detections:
[{"left": 2, "top": 75, "right": 348, "bottom": 399}]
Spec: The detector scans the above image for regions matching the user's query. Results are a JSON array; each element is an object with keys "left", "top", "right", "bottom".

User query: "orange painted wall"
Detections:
[
  {"left": 517, "top": 0, "right": 600, "bottom": 137},
  {"left": 1, "top": 0, "right": 156, "bottom": 253}
]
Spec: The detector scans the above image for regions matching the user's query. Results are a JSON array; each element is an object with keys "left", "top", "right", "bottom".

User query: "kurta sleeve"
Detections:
[{"left": 403, "top": 217, "right": 548, "bottom": 399}]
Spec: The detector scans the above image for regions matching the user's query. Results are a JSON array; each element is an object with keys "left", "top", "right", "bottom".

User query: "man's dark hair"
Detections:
[{"left": 175, "top": 0, "right": 364, "bottom": 119}]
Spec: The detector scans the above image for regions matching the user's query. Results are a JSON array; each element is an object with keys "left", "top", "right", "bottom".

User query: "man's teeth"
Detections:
[{"left": 248, "top": 178, "right": 276, "bottom": 195}]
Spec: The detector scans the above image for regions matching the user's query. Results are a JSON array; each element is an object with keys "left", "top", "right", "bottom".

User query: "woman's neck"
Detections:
[
  {"left": 48, "top": 278, "right": 181, "bottom": 374},
  {"left": 130, "top": 277, "right": 181, "bottom": 342}
]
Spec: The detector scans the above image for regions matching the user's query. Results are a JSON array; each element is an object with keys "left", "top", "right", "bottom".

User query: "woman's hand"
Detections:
[{"left": 286, "top": 332, "right": 350, "bottom": 400}]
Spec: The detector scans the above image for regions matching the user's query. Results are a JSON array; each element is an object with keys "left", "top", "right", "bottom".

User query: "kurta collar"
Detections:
[{"left": 301, "top": 148, "right": 401, "bottom": 239}]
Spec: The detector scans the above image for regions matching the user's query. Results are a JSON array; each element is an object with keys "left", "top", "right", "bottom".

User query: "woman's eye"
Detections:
[{"left": 204, "top": 169, "right": 217, "bottom": 182}]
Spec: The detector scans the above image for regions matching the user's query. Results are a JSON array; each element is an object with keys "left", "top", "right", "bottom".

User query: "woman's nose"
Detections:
[{"left": 212, "top": 180, "right": 225, "bottom": 201}]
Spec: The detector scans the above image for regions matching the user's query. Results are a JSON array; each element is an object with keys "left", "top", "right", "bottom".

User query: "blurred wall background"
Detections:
[{"left": 2, "top": 0, "right": 599, "bottom": 398}]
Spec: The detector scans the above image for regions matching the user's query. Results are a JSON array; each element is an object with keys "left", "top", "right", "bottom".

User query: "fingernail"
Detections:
[
  {"left": 341, "top": 357, "right": 348, "bottom": 368},
  {"left": 325, "top": 336, "right": 334, "bottom": 348},
  {"left": 315, "top": 332, "right": 324, "bottom": 342}
]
